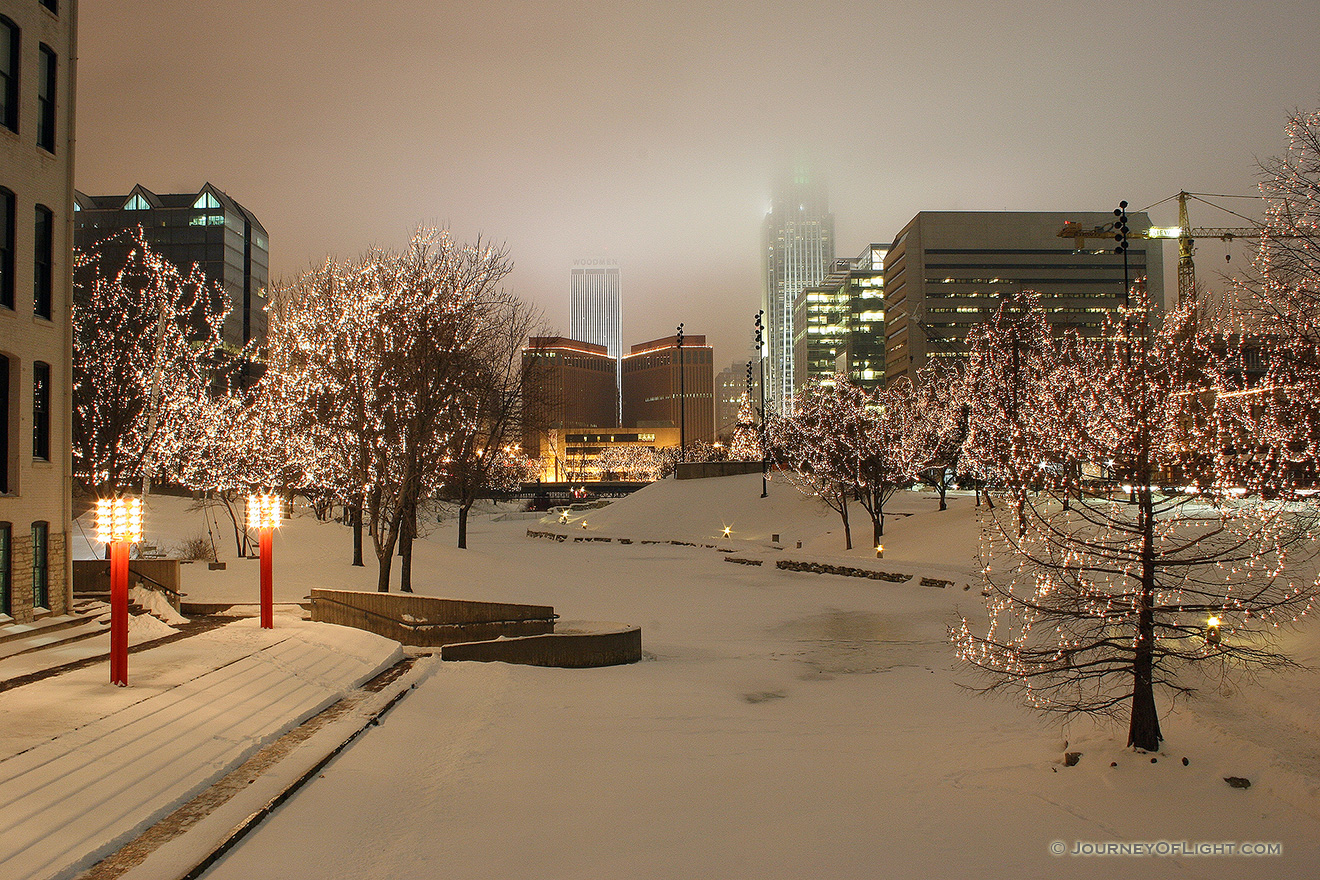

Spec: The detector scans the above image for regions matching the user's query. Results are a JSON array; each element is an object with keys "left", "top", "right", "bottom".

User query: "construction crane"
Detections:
[{"left": 1059, "top": 191, "right": 1264, "bottom": 307}]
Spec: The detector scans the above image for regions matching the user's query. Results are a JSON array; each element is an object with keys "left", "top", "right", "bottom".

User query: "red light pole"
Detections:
[
  {"left": 248, "top": 494, "right": 281, "bottom": 628},
  {"left": 97, "top": 497, "right": 142, "bottom": 686}
]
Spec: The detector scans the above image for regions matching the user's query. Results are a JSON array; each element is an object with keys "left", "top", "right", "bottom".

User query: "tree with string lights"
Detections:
[
  {"left": 72, "top": 228, "right": 236, "bottom": 497},
  {"left": 953, "top": 290, "right": 1319, "bottom": 752},
  {"left": 729, "top": 391, "right": 763, "bottom": 462},
  {"left": 765, "top": 378, "right": 860, "bottom": 550}
]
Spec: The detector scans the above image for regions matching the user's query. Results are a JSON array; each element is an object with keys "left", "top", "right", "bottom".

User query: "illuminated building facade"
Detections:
[
  {"left": 883, "top": 212, "right": 1165, "bottom": 384},
  {"left": 792, "top": 243, "right": 887, "bottom": 393},
  {"left": 74, "top": 183, "right": 269, "bottom": 357},
  {"left": 521, "top": 336, "right": 618, "bottom": 472},
  {"left": 763, "top": 168, "right": 833, "bottom": 413},
  {"left": 621, "top": 334, "right": 714, "bottom": 445},
  {"left": 0, "top": 0, "right": 76, "bottom": 623},
  {"left": 569, "top": 258, "right": 622, "bottom": 424}
]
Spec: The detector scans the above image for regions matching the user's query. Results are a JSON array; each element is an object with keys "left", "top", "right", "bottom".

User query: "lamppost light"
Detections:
[
  {"left": 96, "top": 497, "right": 144, "bottom": 544},
  {"left": 247, "top": 493, "right": 282, "bottom": 530}
]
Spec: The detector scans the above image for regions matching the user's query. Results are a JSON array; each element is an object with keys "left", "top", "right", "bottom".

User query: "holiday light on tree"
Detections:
[{"left": 952, "top": 286, "right": 1319, "bottom": 752}]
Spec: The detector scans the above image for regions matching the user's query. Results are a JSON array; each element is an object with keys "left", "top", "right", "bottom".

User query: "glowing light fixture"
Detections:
[{"left": 248, "top": 493, "right": 282, "bottom": 629}]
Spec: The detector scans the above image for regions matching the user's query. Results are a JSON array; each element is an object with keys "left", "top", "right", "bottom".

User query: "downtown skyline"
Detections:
[{"left": 74, "top": 1, "right": 1320, "bottom": 363}]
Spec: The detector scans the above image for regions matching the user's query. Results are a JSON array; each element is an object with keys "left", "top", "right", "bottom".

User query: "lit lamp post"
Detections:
[
  {"left": 755, "top": 309, "right": 768, "bottom": 498},
  {"left": 248, "top": 493, "right": 282, "bottom": 629},
  {"left": 96, "top": 497, "right": 143, "bottom": 687}
]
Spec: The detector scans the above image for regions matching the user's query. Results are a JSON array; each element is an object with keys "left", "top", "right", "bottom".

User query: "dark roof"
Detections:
[{"left": 73, "top": 182, "right": 268, "bottom": 236}]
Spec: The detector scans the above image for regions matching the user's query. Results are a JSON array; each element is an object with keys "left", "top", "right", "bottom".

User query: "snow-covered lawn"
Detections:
[{"left": 82, "top": 474, "right": 1302, "bottom": 880}]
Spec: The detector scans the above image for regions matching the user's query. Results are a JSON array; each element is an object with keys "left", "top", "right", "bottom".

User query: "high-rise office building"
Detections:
[
  {"left": 74, "top": 183, "right": 269, "bottom": 360},
  {"left": 883, "top": 212, "right": 1165, "bottom": 384},
  {"left": 622, "top": 334, "right": 714, "bottom": 445},
  {"left": 0, "top": 0, "right": 77, "bottom": 623},
  {"left": 569, "top": 258, "right": 622, "bottom": 424},
  {"left": 763, "top": 167, "right": 834, "bottom": 414},
  {"left": 520, "top": 336, "right": 619, "bottom": 468},
  {"left": 793, "top": 244, "right": 887, "bottom": 394}
]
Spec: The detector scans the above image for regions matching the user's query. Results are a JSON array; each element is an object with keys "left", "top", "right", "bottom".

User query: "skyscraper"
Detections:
[
  {"left": 763, "top": 167, "right": 833, "bottom": 413},
  {"left": 570, "top": 258, "right": 622, "bottom": 424}
]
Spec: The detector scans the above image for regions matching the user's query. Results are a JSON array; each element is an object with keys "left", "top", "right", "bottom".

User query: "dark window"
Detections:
[
  {"left": 41, "top": 1, "right": 59, "bottom": 14},
  {"left": 34, "top": 205, "right": 51, "bottom": 318},
  {"left": 37, "top": 44, "right": 55, "bottom": 152},
  {"left": 31, "top": 521, "right": 47, "bottom": 609},
  {"left": 32, "top": 361, "right": 48, "bottom": 460},
  {"left": 0, "top": 17, "right": 16, "bottom": 132},
  {"left": 0, "top": 522, "right": 10, "bottom": 616},
  {"left": 0, "top": 187, "right": 13, "bottom": 308}
]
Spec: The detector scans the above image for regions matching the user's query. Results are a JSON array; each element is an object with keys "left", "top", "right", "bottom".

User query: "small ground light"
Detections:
[
  {"left": 722, "top": 526, "right": 732, "bottom": 538},
  {"left": 1206, "top": 615, "right": 1222, "bottom": 645},
  {"left": 248, "top": 494, "right": 281, "bottom": 629},
  {"left": 97, "top": 497, "right": 143, "bottom": 687},
  {"left": 876, "top": 544, "right": 884, "bottom": 559}
]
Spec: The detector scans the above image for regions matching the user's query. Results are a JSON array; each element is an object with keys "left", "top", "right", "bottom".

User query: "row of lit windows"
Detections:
[{"left": 0, "top": 520, "right": 50, "bottom": 617}]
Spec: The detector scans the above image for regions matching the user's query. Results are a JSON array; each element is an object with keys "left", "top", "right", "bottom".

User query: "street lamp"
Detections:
[
  {"left": 96, "top": 497, "right": 143, "bottom": 686},
  {"left": 247, "top": 493, "right": 282, "bottom": 629},
  {"left": 755, "top": 309, "right": 767, "bottom": 498},
  {"left": 676, "top": 323, "right": 685, "bottom": 456}
]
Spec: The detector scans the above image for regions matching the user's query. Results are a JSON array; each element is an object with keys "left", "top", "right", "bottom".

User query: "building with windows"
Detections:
[
  {"left": 882, "top": 212, "right": 1165, "bottom": 384},
  {"left": 714, "top": 359, "right": 758, "bottom": 441},
  {"left": 763, "top": 167, "right": 833, "bottom": 414},
  {"left": 621, "top": 334, "right": 714, "bottom": 446},
  {"left": 569, "top": 258, "right": 622, "bottom": 424},
  {"left": 74, "top": 183, "right": 269, "bottom": 361},
  {"left": 792, "top": 244, "right": 887, "bottom": 394},
  {"left": 0, "top": 0, "right": 76, "bottom": 623},
  {"left": 521, "top": 336, "right": 618, "bottom": 469}
]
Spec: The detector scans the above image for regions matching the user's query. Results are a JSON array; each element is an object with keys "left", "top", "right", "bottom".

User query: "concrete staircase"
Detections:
[{"left": 0, "top": 610, "right": 110, "bottom": 662}]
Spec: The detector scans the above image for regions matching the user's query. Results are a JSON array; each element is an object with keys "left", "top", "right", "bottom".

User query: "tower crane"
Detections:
[{"left": 1059, "top": 191, "right": 1264, "bottom": 307}]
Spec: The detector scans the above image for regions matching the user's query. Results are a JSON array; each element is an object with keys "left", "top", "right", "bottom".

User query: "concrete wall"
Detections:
[
  {"left": 73, "top": 558, "right": 181, "bottom": 608},
  {"left": 675, "top": 460, "right": 765, "bottom": 480},
  {"left": 441, "top": 624, "right": 642, "bottom": 668},
  {"left": 309, "top": 589, "right": 556, "bottom": 647}
]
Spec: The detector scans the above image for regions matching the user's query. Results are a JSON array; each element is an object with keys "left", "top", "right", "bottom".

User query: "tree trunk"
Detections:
[
  {"left": 457, "top": 503, "right": 470, "bottom": 549},
  {"left": 839, "top": 497, "right": 852, "bottom": 550},
  {"left": 351, "top": 500, "right": 364, "bottom": 567},
  {"left": 1128, "top": 470, "right": 1162, "bottom": 750},
  {"left": 399, "top": 501, "right": 414, "bottom": 593},
  {"left": 937, "top": 470, "right": 948, "bottom": 511}
]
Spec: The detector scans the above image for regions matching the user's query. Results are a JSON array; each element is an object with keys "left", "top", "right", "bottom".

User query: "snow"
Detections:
[
  {"left": 0, "top": 618, "right": 402, "bottom": 880},
  {"left": 128, "top": 586, "right": 189, "bottom": 626},
  {"left": 21, "top": 475, "right": 1318, "bottom": 878}
]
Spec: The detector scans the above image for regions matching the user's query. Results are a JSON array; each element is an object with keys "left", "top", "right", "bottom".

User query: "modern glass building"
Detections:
[
  {"left": 763, "top": 168, "right": 833, "bottom": 414},
  {"left": 569, "top": 258, "right": 622, "bottom": 424},
  {"left": 792, "top": 243, "right": 887, "bottom": 394},
  {"left": 73, "top": 183, "right": 269, "bottom": 363}
]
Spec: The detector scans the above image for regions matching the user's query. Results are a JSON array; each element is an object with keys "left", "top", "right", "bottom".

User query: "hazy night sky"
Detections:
[{"left": 77, "top": 1, "right": 1320, "bottom": 366}]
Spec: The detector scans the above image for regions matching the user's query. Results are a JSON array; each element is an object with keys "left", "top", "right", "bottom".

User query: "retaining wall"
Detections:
[
  {"left": 675, "top": 460, "right": 765, "bottom": 480},
  {"left": 309, "top": 589, "right": 556, "bottom": 647},
  {"left": 441, "top": 623, "right": 642, "bottom": 667},
  {"left": 73, "top": 559, "right": 182, "bottom": 609}
]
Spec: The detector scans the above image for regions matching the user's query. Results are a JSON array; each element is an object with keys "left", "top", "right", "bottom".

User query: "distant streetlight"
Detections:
[
  {"left": 676, "top": 324, "right": 686, "bottom": 456},
  {"left": 96, "top": 497, "right": 143, "bottom": 686},
  {"left": 248, "top": 493, "right": 282, "bottom": 629},
  {"left": 755, "top": 310, "right": 767, "bottom": 498}
]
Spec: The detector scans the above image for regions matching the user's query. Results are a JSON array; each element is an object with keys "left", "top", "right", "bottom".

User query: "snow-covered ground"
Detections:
[{"left": 53, "top": 476, "right": 1320, "bottom": 878}]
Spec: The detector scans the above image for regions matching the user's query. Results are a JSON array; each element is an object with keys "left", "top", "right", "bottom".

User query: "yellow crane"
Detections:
[{"left": 1059, "top": 192, "right": 1264, "bottom": 307}]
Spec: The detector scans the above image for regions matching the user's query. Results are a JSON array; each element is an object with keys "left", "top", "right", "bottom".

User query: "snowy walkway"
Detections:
[{"left": 0, "top": 619, "right": 403, "bottom": 880}]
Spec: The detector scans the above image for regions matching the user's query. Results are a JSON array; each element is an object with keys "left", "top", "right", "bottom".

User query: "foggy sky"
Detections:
[{"left": 77, "top": 0, "right": 1320, "bottom": 367}]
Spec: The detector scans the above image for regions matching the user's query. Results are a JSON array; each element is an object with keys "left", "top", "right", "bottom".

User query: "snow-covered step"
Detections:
[
  {"left": 0, "top": 623, "right": 403, "bottom": 880},
  {"left": 0, "top": 614, "right": 93, "bottom": 647}
]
